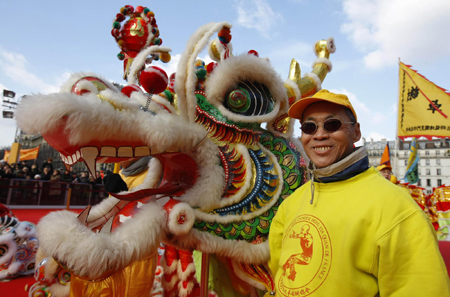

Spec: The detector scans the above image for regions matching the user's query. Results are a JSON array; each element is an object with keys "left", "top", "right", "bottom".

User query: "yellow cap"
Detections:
[
  {"left": 377, "top": 164, "right": 392, "bottom": 171},
  {"left": 288, "top": 89, "right": 357, "bottom": 121}
]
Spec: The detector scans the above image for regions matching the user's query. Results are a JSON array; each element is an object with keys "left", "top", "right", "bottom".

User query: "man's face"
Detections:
[
  {"left": 380, "top": 168, "right": 392, "bottom": 180},
  {"left": 301, "top": 102, "right": 361, "bottom": 168}
]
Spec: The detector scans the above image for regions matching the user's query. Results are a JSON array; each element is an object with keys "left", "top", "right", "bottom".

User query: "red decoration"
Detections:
[
  {"left": 139, "top": 66, "right": 168, "bottom": 94},
  {"left": 247, "top": 50, "right": 259, "bottom": 57},
  {"left": 206, "top": 62, "right": 217, "bottom": 73},
  {"left": 121, "top": 84, "right": 142, "bottom": 97}
]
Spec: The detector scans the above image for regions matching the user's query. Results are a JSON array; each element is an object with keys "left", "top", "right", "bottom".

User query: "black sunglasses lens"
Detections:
[
  {"left": 301, "top": 122, "right": 317, "bottom": 134},
  {"left": 323, "top": 119, "right": 342, "bottom": 132}
]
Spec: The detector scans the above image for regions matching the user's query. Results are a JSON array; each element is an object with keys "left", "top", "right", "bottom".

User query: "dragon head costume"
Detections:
[{"left": 16, "top": 5, "right": 335, "bottom": 296}]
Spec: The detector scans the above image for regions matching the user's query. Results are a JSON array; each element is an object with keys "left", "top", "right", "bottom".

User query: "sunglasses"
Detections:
[{"left": 300, "top": 118, "right": 355, "bottom": 135}]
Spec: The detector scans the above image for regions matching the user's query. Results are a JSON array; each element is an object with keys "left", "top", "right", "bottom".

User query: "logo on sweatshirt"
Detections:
[{"left": 278, "top": 214, "right": 332, "bottom": 296}]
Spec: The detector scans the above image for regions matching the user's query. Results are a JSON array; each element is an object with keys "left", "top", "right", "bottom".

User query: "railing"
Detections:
[{"left": 0, "top": 178, "right": 106, "bottom": 208}]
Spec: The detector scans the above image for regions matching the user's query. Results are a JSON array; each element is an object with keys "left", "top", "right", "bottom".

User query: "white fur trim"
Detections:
[
  {"left": 167, "top": 202, "right": 195, "bottom": 235},
  {"left": 206, "top": 54, "right": 286, "bottom": 124},
  {"left": 164, "top": 231, "right": 270, "bottom": 264},
  {"left": 327, "top": 37, "right": 336, "bottom": 53},
  {"left": 161, "top": 256, "right": 178, "bottom": 274},
  {"left": 283, "top": 79, "right": 301, "bottom": 100},
  {"left": 72, "top": 80, "right": 99, "bottom": 95},
  {"left": 175, "top": 22, "right": 232, "bottom": 122},
  {"left": 176, "top": 139, "right": 225, "bottom": 211},
  {"left": 36, "top": 203, "right": 166, "bottom": 280},
  {"left": 178, "top": 279, "right": 195, "bottom": 297},
  {"left": 177, "top": 261, "right": 196, "bottom": 280},
  {"left": 311, "top": 58, "right": 332, "bottom": 72},
  {"left": 303, "top": 72, "right": 322, "bottom": 92}
]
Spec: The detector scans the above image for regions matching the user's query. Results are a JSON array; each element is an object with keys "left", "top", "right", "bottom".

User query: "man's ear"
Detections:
[{"left": 353, "top": 122, "right": 361, "bottom": 143}]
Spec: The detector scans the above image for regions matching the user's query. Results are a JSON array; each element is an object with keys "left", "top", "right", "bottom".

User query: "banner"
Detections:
[
  {"left": 19, "top": 146, "right": 40, "bottom": 161},
  {"left": 404, "top": 137, "right": 419, "bottom": 184},
  {"left": 398, "top": 62, "right": 450, "bottom": 140},
  {"left": 2, "top": 89, "right": 15, "bottom": 98},
  {"left": 2, "top": 146, "right": 40, "bottom": 162}
]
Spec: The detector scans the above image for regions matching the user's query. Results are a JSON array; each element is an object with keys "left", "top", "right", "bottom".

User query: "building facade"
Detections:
[{"left": 362, "top": 137, "right": 450, "bottom": 194}]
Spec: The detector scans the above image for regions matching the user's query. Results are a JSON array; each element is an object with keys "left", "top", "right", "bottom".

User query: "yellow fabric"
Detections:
[
  {"left": 398, "top": 62, "right": 450, "bottom": 139},
  {"left": 119, "top": 168, "right": 148, "bottom": 190},
  {"left": 70, "top": 253, "right": 157, "bottom": 297},
  {"left": 70, "top": 165, "right": 158, "bottom": 296},
  {"left": 269, "top": 167, "right": 450, "bottom": 296}
]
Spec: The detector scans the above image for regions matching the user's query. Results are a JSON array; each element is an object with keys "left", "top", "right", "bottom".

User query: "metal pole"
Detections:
[
  {"left": 200, "top": 253, "right": 210, "bottom": 297},
  {"left": 66, "top": 188, "right": 72, "bottom": 210}
]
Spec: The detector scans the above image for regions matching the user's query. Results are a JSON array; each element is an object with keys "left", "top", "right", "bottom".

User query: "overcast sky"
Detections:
[{"left": 1, "top": 0, "right": 449, "bottom": 147}]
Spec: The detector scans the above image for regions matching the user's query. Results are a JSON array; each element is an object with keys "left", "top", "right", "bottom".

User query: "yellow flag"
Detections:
[
  {"left": 398, "top": 62, "right": 450, "bottom": 140},
  {"left": 19, "top": 146, "right": 40, "bottom": 161}
]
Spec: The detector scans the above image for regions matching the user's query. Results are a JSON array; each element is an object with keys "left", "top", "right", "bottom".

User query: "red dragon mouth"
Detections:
[{"left": 43, "top": 118, "right": 199, "bottom": 201}]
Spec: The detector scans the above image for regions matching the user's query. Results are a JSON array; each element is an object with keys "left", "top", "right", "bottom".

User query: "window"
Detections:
[
  {"left": 420, "top": 142, "right": 426, "bottom": 149},
  {"left": 404, "top": 151, "right": 408, "bottom": 157},
  {"left": 437, "top": 169, "right": 441, "bottom": 175},
  {"left": 418, "top": 179, "right": 422, "bottom": 186},
  {"left": 426, "top": 159, "right": 430, "bottom": 166},
  {"left": 425, "top": 151, "right": 430, "bottom": 156},
  {"left": 405, "top": 160, "right": 408, "bottom": 166},
  {"left": 436, "top": 150, "right": 440, "bottom": 156},
  {"left": 438, "top": 179, "right": 442, "bottom": 187},
  {"left": 427, "top": 179, "right": 431, "bottom": 187},
  {"left": 426, "top": 169, "right": 430, "bottom": 175},
  {"left": 404, "top": 144, "right": 410, "bottom": 150},
  {"left": 437, "top": 159, "right": 441, "bottom": 165}
]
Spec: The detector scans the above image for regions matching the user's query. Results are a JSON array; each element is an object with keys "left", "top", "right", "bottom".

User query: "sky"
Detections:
[{"left": 1, "top": 0, "right": 450, "bottom": 148}]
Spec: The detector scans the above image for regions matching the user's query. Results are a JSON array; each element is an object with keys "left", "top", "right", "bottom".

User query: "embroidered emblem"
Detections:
[{"left": 278, "top": 215, "right": 332, "bottom": 296}]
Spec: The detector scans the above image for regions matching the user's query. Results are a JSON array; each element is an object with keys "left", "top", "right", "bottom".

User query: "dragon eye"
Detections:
[
  {"left": 224, "top": 81, "right": 275, "bottom": 116},
  {"left": 227, "top": 89, "right": 250, "bottom": 112}
]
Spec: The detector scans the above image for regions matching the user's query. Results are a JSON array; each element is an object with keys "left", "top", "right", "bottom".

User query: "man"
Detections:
[
  {"left": 377, "top": 164, "right": 393, "bottom": 181},
  {"left": 269, "top": 89, "right": 450, "bottom": 296}
]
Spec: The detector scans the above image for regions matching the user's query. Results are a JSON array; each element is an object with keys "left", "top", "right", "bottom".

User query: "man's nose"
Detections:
[{"left": 313, "top": 125, "right": 329, "bottom": 139}]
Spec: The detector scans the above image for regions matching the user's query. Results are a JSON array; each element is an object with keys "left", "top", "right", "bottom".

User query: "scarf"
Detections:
[
  {"left": 307, "top": 147, "right": 369, "bottom": 204},
  {"left": 121, "top": 156, "right": 152, "bottom": 177}
]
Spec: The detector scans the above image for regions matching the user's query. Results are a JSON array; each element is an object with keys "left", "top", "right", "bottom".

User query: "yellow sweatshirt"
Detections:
[{"left": 269, "top": 167, "right": 450, "bottom": 296}]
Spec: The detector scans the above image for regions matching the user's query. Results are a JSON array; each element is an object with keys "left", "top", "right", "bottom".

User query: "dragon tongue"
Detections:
[{"left": 109, "top": 183, "right": 184, "bottom": 201}]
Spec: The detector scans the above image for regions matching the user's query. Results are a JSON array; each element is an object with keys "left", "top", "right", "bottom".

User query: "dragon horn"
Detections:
[
  {"left": 285, "top": 37, "right": 336, "bottom": 103},
  {"left": 175, "top": 22, "right": 232, "bottom": 122}
]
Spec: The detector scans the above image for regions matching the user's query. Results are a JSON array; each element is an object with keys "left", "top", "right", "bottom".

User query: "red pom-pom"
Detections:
[
  {"left": 247, "top": 50, "right": 259, "bottom": 57},
  {"left": 121, "top": 84, "right": 142, "bottom": 97},
  {"left": 135, "top": 6, "right": 144, "bottom": 13},
  {"left": 139, "top": 66, "right": 168, "bottom": 94},
  {"left": 111, "top": 29, "right": 120, "bottom": 38},
  {"left": 124, "top": 5, "right": 134, "bottom": 13},
  {"left": 206, "top": 62, "right": 217, "bottom": 73},
  {"left": 116, "top": 13, "right": 125, "bottom": 22}
]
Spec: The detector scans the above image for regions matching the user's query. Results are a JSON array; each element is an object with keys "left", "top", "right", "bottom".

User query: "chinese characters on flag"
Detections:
[{"left": 398, "top": 62, "right": 450, "bottom": 140}]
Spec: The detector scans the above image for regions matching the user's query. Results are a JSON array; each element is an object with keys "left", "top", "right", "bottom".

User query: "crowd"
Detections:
[{"left": 0, "top": 158, "right": 103, "bottom": 184}]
